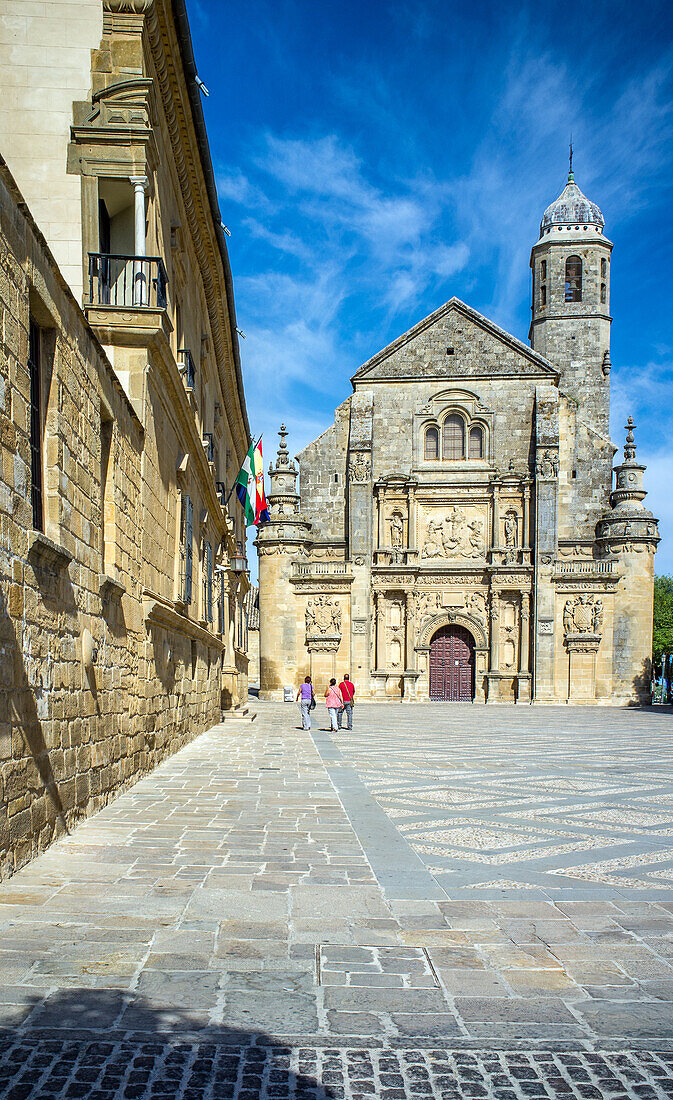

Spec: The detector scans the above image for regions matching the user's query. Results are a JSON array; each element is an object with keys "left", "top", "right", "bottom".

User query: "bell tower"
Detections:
[
  {"left": 255, "top": 426, "right": 311, "bottom": 700},
  {"left": 529, "top": 152, "right": 613, "bottom": 439}
]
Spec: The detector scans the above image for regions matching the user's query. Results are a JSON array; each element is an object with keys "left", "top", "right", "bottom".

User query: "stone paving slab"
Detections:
[{"left": 1, "top": 702, "right": 673, "bottom": 1095}]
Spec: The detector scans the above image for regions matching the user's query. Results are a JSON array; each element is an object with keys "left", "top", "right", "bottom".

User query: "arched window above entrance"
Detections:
[
  {"left": 442, "top": 414, "right": 465, "bottom": 460},
  {"left": 468, "top": 425, "right": 484, "bottom": 459},
  {"left": 424, "top": 425, "right": 439, "bottom": 460}
]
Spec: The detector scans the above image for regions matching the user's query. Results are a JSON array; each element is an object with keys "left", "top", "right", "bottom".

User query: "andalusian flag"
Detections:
[{"left": 235, "top": 438, "right": 270, "bottom": 526}]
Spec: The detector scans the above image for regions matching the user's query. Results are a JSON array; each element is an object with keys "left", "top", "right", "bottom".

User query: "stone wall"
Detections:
[
  {"left": 0, "top": 160, "right": 223, "bottom": 879},
  {"left": 0, "top": 0, "right": 102, "bottom": 299}
]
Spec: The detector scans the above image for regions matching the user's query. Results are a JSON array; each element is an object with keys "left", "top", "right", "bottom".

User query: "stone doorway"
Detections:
[{"left": 429, "top": 624, "right": 475, "bottom": 701}]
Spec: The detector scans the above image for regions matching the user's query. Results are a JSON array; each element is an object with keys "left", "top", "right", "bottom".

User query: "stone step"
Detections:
[{"left": 218, "top": 706, "right": 257, "bottom": 724}]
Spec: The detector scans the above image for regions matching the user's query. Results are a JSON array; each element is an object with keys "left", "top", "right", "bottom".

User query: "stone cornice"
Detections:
[
  {"left": 144, "top": 1, "right": 249, "bottom": 460},
  {"left": 147, "top": 326, "right": 230, "bottom": 548}
]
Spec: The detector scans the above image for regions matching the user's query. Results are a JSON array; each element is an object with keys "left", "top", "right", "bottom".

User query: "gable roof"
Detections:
[{"left": 352, "top": 297, "right": 558, "bottom": 382}]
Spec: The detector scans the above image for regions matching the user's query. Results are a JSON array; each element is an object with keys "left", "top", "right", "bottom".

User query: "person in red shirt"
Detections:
[{"left": 337, "top": 674, "right": 355, "bottom": 730}]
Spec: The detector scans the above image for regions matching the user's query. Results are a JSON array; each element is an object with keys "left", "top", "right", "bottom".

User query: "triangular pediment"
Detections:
[{"left": 352, "top": 297, "right": 558, "bottom": 383}]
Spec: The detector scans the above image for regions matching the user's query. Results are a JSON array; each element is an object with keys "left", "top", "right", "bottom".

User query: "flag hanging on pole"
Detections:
[{"left": 235, "top": 438, "right": 270, "bottom": 526}]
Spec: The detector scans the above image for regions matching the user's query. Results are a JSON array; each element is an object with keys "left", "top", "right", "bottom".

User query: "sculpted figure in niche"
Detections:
[
  {"left": 390, "top": 513, "right": 404, "bottom": 549},
  {"left": 504, "top": 513, "right": 517, "bottom": 548}
]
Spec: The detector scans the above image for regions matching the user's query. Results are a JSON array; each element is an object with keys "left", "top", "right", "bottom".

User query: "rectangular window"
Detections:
[
  {"left": 204, "top": 541, "right": 213, "bottom": 623},
  {"left": 28, "top": 319, "right": 43, "bottom": 531},
  {"left": 540, "top": 260, "right": 547, "bottom": 279},
  {"left": 180, "top": 493, "right": 193, "bottom": 604},
  {"left": 601, "top": 257, "right": 607, "bottom": 277},
  {"left": 540, "top": 284, "right": 547, "bottom": 307},
  {"left": 218, "top": 570, "right": 226, "bottom": 634}
]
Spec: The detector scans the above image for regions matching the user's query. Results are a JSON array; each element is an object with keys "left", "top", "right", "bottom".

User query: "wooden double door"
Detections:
[{"left": 429, "top": 625, "right": 475, "bottom": 701}]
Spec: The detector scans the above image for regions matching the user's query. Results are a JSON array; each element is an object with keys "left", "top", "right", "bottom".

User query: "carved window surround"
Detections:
[{"left": 413, "top": 387, "right": 495, "bottom": 468}]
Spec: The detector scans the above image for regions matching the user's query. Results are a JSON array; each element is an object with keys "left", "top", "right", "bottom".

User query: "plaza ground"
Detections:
[{"left": 2, "top": 702, "right": 673, "bottom": 1098}]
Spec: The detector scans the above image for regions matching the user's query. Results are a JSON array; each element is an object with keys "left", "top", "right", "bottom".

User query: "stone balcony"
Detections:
[{"left": 84, "top": 252, "right": 170, "bottom": 346}]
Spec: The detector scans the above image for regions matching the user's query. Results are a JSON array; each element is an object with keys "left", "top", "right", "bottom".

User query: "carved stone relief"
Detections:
[
  {"left": 535, "top": 450, "right": 559, "bottom": 478},
  {"left": 421, "top": 506, "right": 486, "bottom": 560},
  {"left": 563, "top": 596, "right": 603, "bottom": 637},
  {"left": 305, "top": 596, "right": 342, "bottom": 639},
  {"left": 348, "top": 452, "right": 371, "bottom": 483}
]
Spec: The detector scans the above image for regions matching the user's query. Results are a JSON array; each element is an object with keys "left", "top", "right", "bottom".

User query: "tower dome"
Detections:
[{"left": 540, "top": 171, "right": 605, "bottom": 235}]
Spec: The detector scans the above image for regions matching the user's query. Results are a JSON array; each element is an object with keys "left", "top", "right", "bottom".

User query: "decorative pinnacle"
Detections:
[
  {"left": 277, "top": 423, "right": 290, "bottom": 468},
  {"left": 624, "top": 415, "right": 637, "bottom": 462},
  {"left": 568, "top": 135, "right": 574, "bottom": 183}
]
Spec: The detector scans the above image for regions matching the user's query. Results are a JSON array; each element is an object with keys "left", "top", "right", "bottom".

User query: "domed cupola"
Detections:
[{"left": 540, "top": 166, "right": 605, "bottom": 236}]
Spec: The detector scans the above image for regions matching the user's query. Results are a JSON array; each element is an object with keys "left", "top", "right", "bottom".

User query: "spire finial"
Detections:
[
  {"left": 277, "top": 423, "right": 290, "bottom": 467},
  {"left": 568, "top": 134, "right": 574, "bottom": 183},
  {"left": 624, "top": 415, "right": 637, "bottom": 462}
]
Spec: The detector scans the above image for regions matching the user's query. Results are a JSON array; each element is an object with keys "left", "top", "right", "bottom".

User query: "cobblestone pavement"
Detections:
[{"left": 1, "top": 702, "right": 673, "bottom": 1098}]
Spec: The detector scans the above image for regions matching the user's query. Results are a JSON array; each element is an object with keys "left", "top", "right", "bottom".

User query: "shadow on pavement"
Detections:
[{"left": 0, "top": 988, "right": 337, "bottom": 1099}]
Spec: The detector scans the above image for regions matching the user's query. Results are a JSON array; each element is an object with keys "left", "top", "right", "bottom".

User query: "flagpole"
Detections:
[{"left": 224, "top": 435, "right": 261, "bottom": 508}]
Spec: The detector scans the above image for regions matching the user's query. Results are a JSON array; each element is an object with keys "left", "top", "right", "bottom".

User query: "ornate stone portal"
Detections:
[{"left": 256, "top": 172, "right": 658, "bottom": 704}]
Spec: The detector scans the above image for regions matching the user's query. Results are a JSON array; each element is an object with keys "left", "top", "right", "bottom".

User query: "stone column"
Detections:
[
  {"left": 377, "top": 486, "right": 385, "bottom": 550},
  {"left": 523, "top": 485, "right": 530, "bottom": 548},
  {"left": 405, "top": 591, "right": 416, "bottom": 670},
  {"left": 131, "top": 177, "right": 147, "bottom": 257},
  {"left": 520, "top": 593, "right": 530, "bottom": 672},
  {"left": 375, "top": 592, "right": 386, "bottom": 670},
  {"left": 492, "top": 484, "right": 500, "bottom": 550},
  {"left": 487, "top": 591, "right": 500, "bottom": 703},
  {"left": 518, "top": 591, "right": 531, "bottom": 702},
  {"left": 407, "top": 485, "right": 415, "bottom": 552},
  {"left": 130, "top": 176, "right": 148, "bottom": 305}
]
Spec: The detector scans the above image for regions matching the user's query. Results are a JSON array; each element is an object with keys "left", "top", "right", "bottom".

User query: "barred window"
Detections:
[
  {"left": 424, "top": 426, "right": 439, "bottom": 460},
  {"left": 442, "top": 414, "right": 465, "bottom": 460},
  {"left": 468, "top": 425, "right": 484, "bottom": 460},
  {"left": 204, "top": 541, "right": 213, "bottom": 623},
  {"left": 564, "top": 255, "right": 582, "bottom": 302},
  {"left": 28, "top": 320, "right": 43, "bottom": 531},
  {"left": 179, "top": 493, "right": 193, "bottom": 604}
]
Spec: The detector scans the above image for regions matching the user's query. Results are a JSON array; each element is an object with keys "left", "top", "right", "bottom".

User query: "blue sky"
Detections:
[{"left": 189, "top": 0, "right": 673, "bottom": 574}]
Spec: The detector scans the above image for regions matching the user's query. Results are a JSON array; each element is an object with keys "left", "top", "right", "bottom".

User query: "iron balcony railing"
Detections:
[
  {"left": 178, "top": 348, "right": 196, "bottom": 390},
  {"left": 88, "top": 253, "right": 168, "bottom": 309}
]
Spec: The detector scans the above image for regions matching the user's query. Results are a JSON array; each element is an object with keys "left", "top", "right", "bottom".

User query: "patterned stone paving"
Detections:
[
  {"left": 0, "top": 702, "right": 673, "bottom": 1097},
  {"left": 329, "top": 704, "right": 673, "bottom": 895}
]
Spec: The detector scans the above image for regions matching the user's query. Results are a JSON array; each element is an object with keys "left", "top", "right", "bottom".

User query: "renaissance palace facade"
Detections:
[{"left": 257, "top": 169, "right": 659, "bottom": 704}]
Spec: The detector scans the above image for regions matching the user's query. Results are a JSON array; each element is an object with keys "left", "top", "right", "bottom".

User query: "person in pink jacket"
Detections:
[{"left": 324, "top": 678, "right": 343, "bottom": 732}]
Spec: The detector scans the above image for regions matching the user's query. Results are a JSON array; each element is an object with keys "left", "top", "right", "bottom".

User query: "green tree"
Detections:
[{"left": 653, "top": 575, "right": 673, "bottom": 674}]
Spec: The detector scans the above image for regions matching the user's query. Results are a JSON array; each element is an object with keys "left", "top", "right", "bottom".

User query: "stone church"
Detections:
[{"left": 257, "top": 169, "right": 660, "bottom": 704}]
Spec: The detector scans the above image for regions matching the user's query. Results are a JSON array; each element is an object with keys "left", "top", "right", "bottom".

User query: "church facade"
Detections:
[{"left": 257, "top": 171, "right": 659, "bottom": 704}]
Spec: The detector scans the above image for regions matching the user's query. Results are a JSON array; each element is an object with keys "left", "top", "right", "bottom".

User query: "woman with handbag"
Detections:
[
  {"left": 324, "top": 678, "right": 344, "bottom": 733},
  {"left": 296, "top": 675, "right": 315, "bottom": 730}
]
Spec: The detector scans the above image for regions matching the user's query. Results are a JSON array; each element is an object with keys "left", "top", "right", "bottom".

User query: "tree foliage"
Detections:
[{"left": 653, "top": 575, "right": 673, "bottom": 672}]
